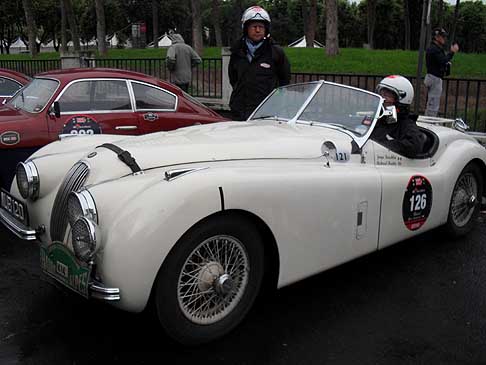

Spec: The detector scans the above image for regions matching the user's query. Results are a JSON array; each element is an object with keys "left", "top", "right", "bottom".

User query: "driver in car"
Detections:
[{"left": 371, "top": 75, "right": 425, "bottom": 158}]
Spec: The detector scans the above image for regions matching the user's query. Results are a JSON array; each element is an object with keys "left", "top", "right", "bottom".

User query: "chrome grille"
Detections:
[{"left": 50, "top": 162, "right": 89, "bottom": 242}]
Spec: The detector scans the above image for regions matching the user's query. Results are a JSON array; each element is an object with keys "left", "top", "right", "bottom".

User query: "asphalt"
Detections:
[{"left": 0, "top": 213, "right": 486, "bottom": 365}]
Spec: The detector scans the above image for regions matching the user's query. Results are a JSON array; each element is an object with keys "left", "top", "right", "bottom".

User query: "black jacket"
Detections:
[
  {"left": 426, "top": 41, "right": 454, "bottom": 79},
  {"left": 370, "top": 110, "right": 425, "bottom": 159},
  {"left": 228, "top": 37, "right": 291, "bottom": 120}
]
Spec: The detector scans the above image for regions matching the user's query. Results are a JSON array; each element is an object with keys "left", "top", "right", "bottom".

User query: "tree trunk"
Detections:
[
  {"left": 95, "top": 0, "right": 107, "bottom": 55},
  {"left": 450, "top": 0, "right": 460, "bottom": 43},
  {"left": 437, "top": 0, "right": 444, "bottom": 27},
  {"left": 152, "top": 0, "right": 159, "bottom": 48},
  {"left": 211, "top": 0, "right": 223, "bottom": 47},
  {"left": 367, "top": 0, "right": 376, "bottom": 49},
  {"left": 63, "top": 0, "right": 80, "bottom": 52},
  {"left": 303, "top": 0, "right": 317, "bottom": 48},
  {"left": 325, "top": 0, "right": 339, "bottom": 56},
  {"left": 22, "top": 0, "right": 38, "bottom": 57},
  {"left": 60, "top": 0, "right": 67, "bottom": 53},
  {"left": 404, "top": 0, "right": 411, "bottom": 50},
  {"left": 191, "top": 0, "right": 203, "bottom": 55}
]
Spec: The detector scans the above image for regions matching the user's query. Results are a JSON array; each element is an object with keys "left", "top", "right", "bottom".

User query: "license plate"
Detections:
[
  {"left": 0, "top": 189, "right": 29, "bottom": 226},
  {"left": 40, "top": 243, "right": 91, "bottom": 298}
]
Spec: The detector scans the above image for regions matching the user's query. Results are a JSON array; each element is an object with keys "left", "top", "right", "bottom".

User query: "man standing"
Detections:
[
  {"left": 228, "top": 6, "right": 291, "bottom": 121},
  {"left": 424, "top": 28, "right": 459, "bottom": 117},
  {"left": 166, "top": 33, "right": 202, "bottom": 92}
]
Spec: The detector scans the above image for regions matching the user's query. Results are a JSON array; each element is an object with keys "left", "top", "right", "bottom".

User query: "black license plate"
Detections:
[{"left": 0, "top": 189, "right": 29, "bottom": 226}]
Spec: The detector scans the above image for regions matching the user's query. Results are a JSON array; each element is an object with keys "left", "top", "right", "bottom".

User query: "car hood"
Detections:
[
  {"left": 0, "top": 105, "right": 32, "bottom": 123},
  {"left": 107, "top": 120, "right": 353, "bottom": 169}
]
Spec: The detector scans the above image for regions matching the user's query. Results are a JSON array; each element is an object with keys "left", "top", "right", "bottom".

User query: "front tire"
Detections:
[
  {"left": 155, "top": 215, "right": 264, "bottom": 345},
  {"left": 444, "top": 163, "right": 484, "bottom": 237}
]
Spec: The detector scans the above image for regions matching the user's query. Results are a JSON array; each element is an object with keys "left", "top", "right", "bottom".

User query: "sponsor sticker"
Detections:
[
  {"left": 61, "top": 116, "right": 102, "bottom": 135},
  {"left": 402, "top": 175, "right": 433, "bottom": 231},
  {"left": 0, "top": 131, "right": 20, "bottom": 145},
  {"left": 260, "top": 63, "right": 271, "bottom": 69},
  {"left": 40, "top": 243, "right": 91, "bottom": 298}
]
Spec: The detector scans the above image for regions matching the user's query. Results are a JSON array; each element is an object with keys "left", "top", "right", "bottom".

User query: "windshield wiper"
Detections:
[{"left": 252, "top": 115, "right": 280, "bottom": 120}]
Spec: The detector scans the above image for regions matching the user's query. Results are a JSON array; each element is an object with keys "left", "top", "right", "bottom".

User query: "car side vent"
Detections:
[{"left": 50, "top": 161, "right": 90, "bottom": 243}]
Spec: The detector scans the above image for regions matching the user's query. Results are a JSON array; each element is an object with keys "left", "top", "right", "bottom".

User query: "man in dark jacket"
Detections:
[
  {"left": 424, "top": 28, "right": 459, "bottom": 117},
  {"left": 228, "top": 6, "right": 291, "bottom": 121},
  {"left": 371, "top": 75, "right": 426, "bottom": 159}
]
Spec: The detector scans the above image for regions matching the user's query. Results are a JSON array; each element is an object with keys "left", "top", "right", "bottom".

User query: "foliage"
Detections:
[{"left": 4, "top": 0, "right": 486, "bottom": 53}]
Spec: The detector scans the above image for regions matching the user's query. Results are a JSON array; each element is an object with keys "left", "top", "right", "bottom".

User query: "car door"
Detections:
[
  {"left": 130, "top": 81, "right": 196, "bottom": 134},
  {"left": 49, "top": 79, "right": 141, "bottom": 137},
  {"left": 370, "top": 140, "right": 446, "bottom": 249}
]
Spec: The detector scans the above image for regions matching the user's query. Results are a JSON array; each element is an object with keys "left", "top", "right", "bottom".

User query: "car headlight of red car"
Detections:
[{"left": 16, "top": 161, "right": 40, "bottom": 200}]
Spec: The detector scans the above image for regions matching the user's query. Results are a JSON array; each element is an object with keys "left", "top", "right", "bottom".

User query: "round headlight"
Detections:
[
  {"left": 67, "top": 190, "right": 98, "bottom": 227},
  {"left": 72, "top": 217, "right": 100, "bottom": 262},
  {"left": 16, "top": 161, "right": 39, "bottom": 200}
]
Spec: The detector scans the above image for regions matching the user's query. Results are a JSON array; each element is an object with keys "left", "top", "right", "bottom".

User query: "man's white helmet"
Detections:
[
  {"left": 241, "top": 6, "right": 271, "bottom": 29},
  {"left": 376, "top": 75, "right": 414, "bottom": 105}
]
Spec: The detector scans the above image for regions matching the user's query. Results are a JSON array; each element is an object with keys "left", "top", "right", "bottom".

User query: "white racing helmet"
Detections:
[
  {"left": 241, "top": 6, "right": 271, "bottom": 34},
  {"left": 376, "top": 75, "right": 414, "bottom": 105}
]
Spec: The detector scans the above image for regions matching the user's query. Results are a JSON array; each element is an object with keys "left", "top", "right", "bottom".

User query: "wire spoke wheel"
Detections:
[
  {"left": 177, "top": 235, "right": 249, "bottom": 325},
  {"left": 451, "top": 172, "right": 479, "bottom": 228}
]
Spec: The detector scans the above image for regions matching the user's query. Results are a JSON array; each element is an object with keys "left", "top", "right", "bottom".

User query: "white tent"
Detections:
[
  {"left": 148, "top": 33, "right": 172, "bottom": 48},
  {"left": 10, "top": 38, "right": 28, "bottom": 53},
  {"left": 107, "top": 34, "right": 120, "bottom": 47},
  {"left": 288, "top": 36, "right": 324, "bottom": 48},
  {"left": 41, "top": 40, "right": 55, "bottom": 52}
]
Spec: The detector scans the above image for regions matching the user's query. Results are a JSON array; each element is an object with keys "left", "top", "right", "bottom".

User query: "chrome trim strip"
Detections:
[
  {"left": 89, "top": 281, "right": 121, "bottom": 301},
  {"left": 165, "top": 167, "right": 209, "bottom": 181},
  {"left": 0, "top": 208, "right": 37, "bottom": 241},
  {"left": 115, "top": 125, "right": 138, "bottom": 130}
]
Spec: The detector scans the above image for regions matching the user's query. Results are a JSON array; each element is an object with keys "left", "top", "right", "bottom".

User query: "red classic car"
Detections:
[
  {"left": 0, "top": 68, "right": 30, "bottom": 103},
  {"left": 0, "top": 68, "right": 227, "bottom": 188}
]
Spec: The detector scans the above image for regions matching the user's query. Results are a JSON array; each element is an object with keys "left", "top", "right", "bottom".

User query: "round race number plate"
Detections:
[{"left": 402, "top": 175, "right": 433, "bottom": 231}]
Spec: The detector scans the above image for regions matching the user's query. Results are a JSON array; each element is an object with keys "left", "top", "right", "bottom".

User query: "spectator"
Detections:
[
  {"left": 228, "top": 6, "right": 291, "bottom": 121},
  {"left": 166, "top": 33, "right": 201, "bottom": 92},
  {"left": 371, "top": 75, "right": 425, "bottom": 158},
  {"left": 424, "top": 28, "right": 459, "bottom": 117}
]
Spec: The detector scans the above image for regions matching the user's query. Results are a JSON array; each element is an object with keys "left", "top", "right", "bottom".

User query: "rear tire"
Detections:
[
  {"left": 444, "top": 163, "right": 483, "bottom": 238},
  {"left": 154, "top": 215, "right": 264, "bottom": 345}
]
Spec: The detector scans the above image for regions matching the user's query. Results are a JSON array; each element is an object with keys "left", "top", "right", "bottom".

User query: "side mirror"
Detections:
[
  {"left": 382, "top": 105, "right": 397, "bottom": 124},
  {"left": 452, "top": 118, "right": 469, "bottom": 133},
  {"left": 51, "top": 101, "right": 61, "bottom": 118}
]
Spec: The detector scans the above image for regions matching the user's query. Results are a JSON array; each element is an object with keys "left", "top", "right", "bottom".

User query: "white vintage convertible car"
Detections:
[{"left": 1, "top": 81, "right": 485, "bottom": 344}]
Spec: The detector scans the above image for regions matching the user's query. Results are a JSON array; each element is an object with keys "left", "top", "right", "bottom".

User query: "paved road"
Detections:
[{"left": 1, "top": 213, "right": 486, "bottom": 365}]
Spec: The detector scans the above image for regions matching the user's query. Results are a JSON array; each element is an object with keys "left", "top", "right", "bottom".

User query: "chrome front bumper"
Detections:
[
  {"left": 90, "top": 281, "right": 121, "bottom": 301},
  {"left": 0, "top": 208, "right": 37, "bottom": 241}
]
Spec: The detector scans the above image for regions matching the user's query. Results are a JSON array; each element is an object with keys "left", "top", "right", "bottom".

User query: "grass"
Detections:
[{"left": 1, "top": 47, "right": 485, "bottom": 78}]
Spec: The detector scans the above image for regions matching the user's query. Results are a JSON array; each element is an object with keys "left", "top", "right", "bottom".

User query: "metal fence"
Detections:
[
  {"left": 87, "top": 58, "right": 223, "bottom": 98},
  {"left": 0, "top": 59, "right": 60, "bottom": 76},
  {"left": 1, "top": 58, "right": 484, "bottom": 131}
]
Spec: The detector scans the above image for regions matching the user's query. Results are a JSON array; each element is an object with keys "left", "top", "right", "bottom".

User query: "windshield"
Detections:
[
  {"left": 9, "top": 78, "right": 58, "bottom": 113},
  {"left": 250, "top": 83, "right": 319, "bottom": 121},
  {"left": 249, "top": 82, "right": 382, "bottom": 138}
]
